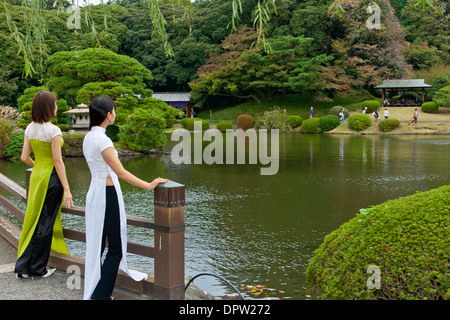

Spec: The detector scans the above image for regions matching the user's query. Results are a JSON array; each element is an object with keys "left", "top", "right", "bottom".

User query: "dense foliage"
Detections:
[
  {"left": 378, "top": 118, "right": 400, "bottom": 132},
  {"left": 306, "top": 185, "right": 450, "bottom": 300},
  {"left": 318, "top": 115, "right": 341, "bottom": 132},
  {"left": 348, "top": 114, "right": 372, "bottom": 131},
  {"left": 421, "top": 101, "right": 439, "bottom": 113},
  {"left": 1, "top": 0, "right": 448, "bottom": 108}
]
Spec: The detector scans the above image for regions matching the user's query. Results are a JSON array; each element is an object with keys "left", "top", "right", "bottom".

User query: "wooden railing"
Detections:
[{"left": 0, "top": 169, "right": 185, "bottom": 300}]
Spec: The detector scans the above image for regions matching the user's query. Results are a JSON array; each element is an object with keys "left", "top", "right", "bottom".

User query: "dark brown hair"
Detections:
[{"left": 31, "top": 91, "right": 57, "bottom": 123}]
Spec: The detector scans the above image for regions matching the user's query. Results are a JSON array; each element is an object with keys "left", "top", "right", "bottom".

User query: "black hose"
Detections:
[{"left": 185, "top": 273, "right": 245, "bottom": 300}]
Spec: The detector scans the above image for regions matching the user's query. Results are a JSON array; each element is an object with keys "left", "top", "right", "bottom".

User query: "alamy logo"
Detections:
[
  {"left": 171, "top": 121, "right": 279, "bottom": 175},
  {"left": 366, "top": 3, "right": 381, "bottom": 30},
  {"left": 66, "top": 265, "right": 81, "bottom": 290},
  {"left": 366, "top": 264, "right": 381, "bottom": 289},
  {"left": 66, "top": 6, "right": 81, "bottom": 30}
]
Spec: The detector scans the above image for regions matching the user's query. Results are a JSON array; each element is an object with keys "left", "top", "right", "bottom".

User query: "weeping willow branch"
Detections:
[
  {"left": 231, "top": 0, "right": 277, "bottom": 53},
  {"left": 3, "top": 0, "right": 48, "bottom": 78},
  {"left": 144, "top": 0, "right": 174, "bottom": 57}
]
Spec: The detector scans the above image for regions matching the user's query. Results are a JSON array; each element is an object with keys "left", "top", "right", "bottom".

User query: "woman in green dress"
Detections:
[{"left": 14, "top": 91, "right": 73, "bottom": 278}]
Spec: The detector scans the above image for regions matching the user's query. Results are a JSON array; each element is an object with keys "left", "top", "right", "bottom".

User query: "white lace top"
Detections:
[{"left": 25, "top": 122, "right": 62, "bottom": 142}]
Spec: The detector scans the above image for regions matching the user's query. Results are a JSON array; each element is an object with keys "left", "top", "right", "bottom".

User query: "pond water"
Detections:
[{"left": 1, "top": 133, "right": 450, "bottom": 300}]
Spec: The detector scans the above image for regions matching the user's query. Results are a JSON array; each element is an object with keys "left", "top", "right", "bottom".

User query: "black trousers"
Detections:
[
  {"left": 90, "top": 186, "right": 123, "bottom": 300},
  {"left": 15, "top": 168, "right": 63, "bottom": 276}
]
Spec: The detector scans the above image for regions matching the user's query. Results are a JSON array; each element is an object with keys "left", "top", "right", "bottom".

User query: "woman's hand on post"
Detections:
[{"left": 149, "top": 177, "right": 169, "bottom": 190}]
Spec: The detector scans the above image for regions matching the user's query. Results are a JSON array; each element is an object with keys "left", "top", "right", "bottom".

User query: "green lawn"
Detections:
[{"left": 195, "top": 92, "right": 377, "bottom": 123}]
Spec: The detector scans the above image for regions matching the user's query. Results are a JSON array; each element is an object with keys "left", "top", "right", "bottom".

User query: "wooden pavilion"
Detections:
[
  {"left": 152, "top": 92, "right": 193, "bottom": 117},
  {"left": 375, "top": 79, "right": 432, "bottom": 106}
]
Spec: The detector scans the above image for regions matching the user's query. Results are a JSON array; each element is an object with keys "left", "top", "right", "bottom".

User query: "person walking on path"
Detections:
[
  {"left": 82, "top": 97, "right": 168, "bottom": 300},
  {"left": 339, "top": 108, "right": 345, "bottom": 123},
  {"left": 309, "top": 106, "right": 314, "bottom": 118},
  {"left": 373, "top": 109, "right": 379, "bottom": 122},
  {"left": 412, "top": 108, "right": 418, "bottom": 124},
  {"left": 15, "top": 91, "right": 73, "bottom": 279},
  {"left": 384, "top": 108, "right": 390, "bottom": 119}
]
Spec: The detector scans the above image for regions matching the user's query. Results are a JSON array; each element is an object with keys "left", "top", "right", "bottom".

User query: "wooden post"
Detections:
[{"left": 153, "top": 181, "right": 185, "bottom": 300}]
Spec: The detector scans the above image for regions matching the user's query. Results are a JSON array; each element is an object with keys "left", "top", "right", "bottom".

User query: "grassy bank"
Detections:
[
  {"left": 329, "top": 107, "right": 450, "bottom": 135},
  {"left": 195, "top": 93, "right": 373, "bottom": 123}
]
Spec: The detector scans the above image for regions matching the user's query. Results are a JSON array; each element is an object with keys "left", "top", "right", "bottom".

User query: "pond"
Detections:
[{"left": 1, "top": 133, "right": 450, "bottom": 300}]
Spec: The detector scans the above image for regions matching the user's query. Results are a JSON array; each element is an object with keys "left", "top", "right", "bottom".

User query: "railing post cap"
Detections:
[{"left": 156, "top": 180, "right": 184, "bottom": 189}]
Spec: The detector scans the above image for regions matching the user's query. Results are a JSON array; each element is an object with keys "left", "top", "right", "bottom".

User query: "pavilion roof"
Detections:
[
  {"left": 152, "top": 92, "right": 191, "bottom": 102},
  {"left": 375, "top": 79, "right": 432, "bottom": 89}
]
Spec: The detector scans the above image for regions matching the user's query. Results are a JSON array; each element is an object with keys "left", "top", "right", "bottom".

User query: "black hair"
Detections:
[{"left": 88, "top": 97, "right": 116, "bottom": 130}]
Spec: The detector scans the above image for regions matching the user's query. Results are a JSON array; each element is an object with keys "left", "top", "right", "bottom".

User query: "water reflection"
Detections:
[{"left": 1, "top": 134, "right": 450, "bottom": 299}]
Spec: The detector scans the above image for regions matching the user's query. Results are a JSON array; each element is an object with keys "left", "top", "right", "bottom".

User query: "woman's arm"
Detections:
[
  {"left": 51, "top": 135, "right": 73, "bottom": 208},
  {"left": 20, "top": 135, "right": 35, "bottom": 167},
  {"left": 102, "top": 147, "right": 168, "bottom": 190}
]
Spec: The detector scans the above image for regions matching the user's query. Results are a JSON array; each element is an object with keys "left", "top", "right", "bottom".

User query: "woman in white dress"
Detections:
[{"left": 82, "top": 97, "right": 168, "bottom": 300}]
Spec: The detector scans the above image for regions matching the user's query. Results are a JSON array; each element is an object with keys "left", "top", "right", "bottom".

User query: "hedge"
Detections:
[
  {"left": 306, "top": 185, "right": 450, "bottom": 300},
  {"left": 329, "top": 106, "right": 349, "bottom": 119},
  {"left": 299, "top": 117, "right": 320, "bottom": 133},
  {"left": 288, "top": 115, "right": 303, "bottom": 128},
  {"left": 181, "top": 118, "right": 210, "bottom": 131},
  {"left": 348, "top": 114, "right": 372, "bottom": 131},
  {"left": 421, "top": 101, "right": 439, "bottom": 114},
  {"left": 361, "top": 100, "right": 380, "bottom": 113},
  {"left": 318, "top": 115, "right": 340, "bottom": 132},
  {"left": 378, "top": 119, "right": 400, "bottom": 132},
  {"left": 216, "top": 121, "right": 233, "bottom": 132}
]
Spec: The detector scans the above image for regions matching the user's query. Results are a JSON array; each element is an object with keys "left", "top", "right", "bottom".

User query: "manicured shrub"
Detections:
[
  {"left": 306, "top": 185, "right": 450, "bottom": 300},
  {"left": 318, "top": 115, "right": 340, "bottom": 132},
  {"left": 361, "top": 100, "right": 380, "bottom": 113},
  {"left": 288, "top": 115, "right": 303, "bottom": 128},
  {"left": 348, "top": 114, "right": 372, "bottom": 131},
  {"left": 378, "top": 119, "right": 400, "bottom": 132},
  {"left": 329, "top": 106, "right": 349, "bottom": 119},
  {"left": 421, "top": 101, "right": 439, "bottom": 113},
  {"left": 118, "top": 108, "right": 167, "bottom": 152},
  {"left": 236, "top": 114, "right": 254, "bottom": 130},
  {"left": 216, "top": 121, "right": 233, "bottom": 132},
  {"left": 299, "top": 117, "right": 320, "bottom": 133},
  {"left": 181, "top": 118, "right": 209, "bottom": 131}
]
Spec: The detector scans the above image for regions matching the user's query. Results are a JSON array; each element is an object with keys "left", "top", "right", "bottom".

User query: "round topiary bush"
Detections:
[
  {"left": 236, "top": 114, "right": 254, "bottom": 130},
  {"left": 181, "top": 118, "right": 209, "bottom": 131},
  {"left": 318, "top": 115, "right": 340, "bottom": 132},
  {"left": 421, "top": 101, "right": 439, "bottom": 114},
  {"left": 216, "top": 121, "right": 233, "bottom": 132},
  {"left": 361, "top": 100, "right": 380, "bottom": 113},
  {"left": 348, "top": 114, "right": 372, "bottom": 131},
  {"left": 378, "top": 119, "right": 400, "bottom": 132},
  {"left": 329, "top": 106, "right": 349, "bottom": 119},
  {"left": 306, "top": 185, "right": 450, "bottom": 300},
  {"left": 288, "top": 115, "right": 303, "bottom": 128},
  {"left": 299, "top": 117, "right": 320, "bottom": 133}
]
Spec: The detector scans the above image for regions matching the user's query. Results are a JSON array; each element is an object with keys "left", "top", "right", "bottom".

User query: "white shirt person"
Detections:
[{"left": 82, "top": 97, "right": 168, "bottom": 300}]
